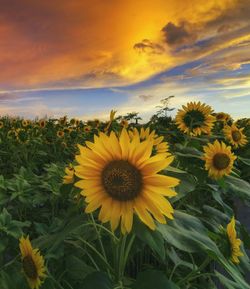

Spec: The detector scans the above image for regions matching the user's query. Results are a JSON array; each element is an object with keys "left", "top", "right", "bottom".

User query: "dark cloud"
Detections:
[
  {"left": 134, "top": 39, "right": 164, "bottom": 54},
  {"left": 161, "top": 22, "right": 196, "bottom": 46},
  {"left": 138, "top": 94, "right": 154, "bottom": 101}
]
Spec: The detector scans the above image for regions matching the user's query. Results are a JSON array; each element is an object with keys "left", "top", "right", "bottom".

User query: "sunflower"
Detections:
[
  {"left": 57, "top": 130, "right": 65, "bottom": 138},
  {"left": 39, "top": 120, "right": 46, "bottom": 128},
  {"left": 224, "top": 124, "right": 248, "bottom": 148},
  {"left": 17, "top": 129, "right": 29, "bottom": 143},
  {"left": 74, "top": 129, "right": 179, "bottom": 234},
  {"left": 63, "top": 164, "right": 75, "bottom": 184},
  {"left": 105, "top": 109, "right": 117, "bottom": 131},
  {"left": 19, "top": 236, "right": 46, "bottom": 289},
  {"left": 156, "top": 141, "right": 169, "bottom": 154},
  {"left": 215, "top": 112, "right": 231, "bottom": 123},
  {"left": 84, "top": 126, "right": 91, "bottom": 132},
  {"left": 0, "top": 121, "right": 4, "bottom": 129},
  {"left": 22, "top": 120, "right": 29, "bottom": 127},
  {"left": 226, "top": 217, "right": 243, "bottom": 264},
  {"left": 120, "top": 119, "right": 129, "bottom": 128},
  {"left": 129, "top": 127, "right": 169, "bottom": 154},
  {"left": 175, "top": 101, "right": 215, "bottom": 136},
  {"left": 203, "top": 140, "right": 236, "bottom": 179}
]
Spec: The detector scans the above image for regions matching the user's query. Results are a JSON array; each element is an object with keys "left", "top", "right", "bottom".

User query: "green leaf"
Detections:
[
  {"left": 134, "top": 218, "right": 165, "bottom": 261},
  {"left": 225, "top": 175, "right": 250, "bottom": 200},
  {"left": 132, "top": 270, "right": 180, "bottom": 289},
  {"left": 238, "top": 156, "right": 250, "bottom": 166},
  {"left": 215, "top": 271, "right": 242, "bottom": 289},
  {"left": 157, "top": 210, "right": 218, "bottom": 255},
  {"left": 81, "top": 272, "right": 113, "bottom": 289},
  {"left": 66, "top": 255, "right": 95, "bottom": 280}
]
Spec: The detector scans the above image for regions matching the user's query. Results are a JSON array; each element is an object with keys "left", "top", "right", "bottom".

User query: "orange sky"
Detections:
[
  {"left": 1, "top": 0, "right": 247, "bottom": 90},
  {"left": 0, "top": 0, "right": 250, "bottom": 119}
]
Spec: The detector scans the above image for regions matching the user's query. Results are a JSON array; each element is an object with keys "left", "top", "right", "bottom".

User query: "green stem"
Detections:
[
  {"left": 64, "top": 239, "right": 100, "bottom": 270},
  {"left": 74, "top": 237, "right": 113, "bottom": 273},
  {"left": 177, "top": 256, "right": 211, "bottom": 285},
  {"left": 89, "top": 214, "right": 112, "bottom": 278},
  {"left": 90, "top": 213, "right": 108, "bottom": 260}
]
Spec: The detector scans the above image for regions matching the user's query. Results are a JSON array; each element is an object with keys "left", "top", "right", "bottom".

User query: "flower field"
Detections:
[{"left": 1, "top": 102, "right": 250, "bottom": 289}]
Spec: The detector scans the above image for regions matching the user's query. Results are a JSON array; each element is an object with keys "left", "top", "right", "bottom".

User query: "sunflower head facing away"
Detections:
[
  {"left": 226, "top": 217, "right": 243, "bottom": 264},
  {"left": 203, "top": 140, "right": 236, "bottom": 180},
  {"left": 175, "top": 101, "right": 215, "bottom": 136},
  {"left": 19, "top": 236, "right": 46, "bottom": 289},
  {"left": 224, "top": 124, "right": 248, "bottom": 148},
  {"left": 215, "top": 112, "right": 231, "bottom": 123},
  {"left": 74, "top": 128, "right": 179, "bottom": 234}
]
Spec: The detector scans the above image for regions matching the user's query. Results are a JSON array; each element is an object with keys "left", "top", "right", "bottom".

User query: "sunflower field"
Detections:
[{"left": 1, "top": 101, "right": 250, "bottom": 289}]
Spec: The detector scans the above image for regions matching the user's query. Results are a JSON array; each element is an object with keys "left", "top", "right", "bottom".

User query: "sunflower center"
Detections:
[
  {"left": 183, "top": 110, "right": 205, "bottom": 128},
  {"left": 213, "top": 153, "right": 230, "bottom": 170},
  {"left": 232, "top": 130, "right": 241, "bottom": 141},
  {"left": 102, "top": 160, "right": 142, "bottom": 201},
  {"left": 23, "top": 255, "right": 38, "bottom": 279}
]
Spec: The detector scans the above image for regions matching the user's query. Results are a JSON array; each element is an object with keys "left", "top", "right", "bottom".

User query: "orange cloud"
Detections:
[{"left": 0, "top": 0, "right": 248, "bottom": 91}]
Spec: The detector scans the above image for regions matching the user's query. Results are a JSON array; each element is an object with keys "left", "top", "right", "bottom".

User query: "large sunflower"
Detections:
[
  {"left": 203, "top": 140, "right": 236, "bottom": 179},
  {"left": 19, "top": 236, "right": 46, "bottom": 289},
  {"left": 74, "top": 129, "right": 179, "bottom": 234},
  {"left": 227, "top": 217, "right": 243, "bottom": 264},
  {"left": 176, "top": 101, "right": 215, "bottom": 136},
  {"left": 224, "top": 124, "right": 248, "bottom": 148}
]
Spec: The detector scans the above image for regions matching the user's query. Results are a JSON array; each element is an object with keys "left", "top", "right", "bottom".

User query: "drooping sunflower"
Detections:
[
  {"left": 176, "top": 101, "right": 215, "bottom": 136},
  {"left": 19, "top": 236, "right": 46, "bottom": 289},
  {"left": 224, "top": 124, "right": 248, "bottom": 148},
  {"left": 203, "top": 140, "right": 236, "bottom": 180},
  {"left": 226, "top": 217, "right": 243, "bottom": 264},
  {"left": 215, "top": 112, "right": 231, "bottom": 123},
  {"left": 0, "top": 121, "right": 4, "bottom": 129},
  {"left": 74, "top": 129, "right": 179, "bottom": 234},
  {"left": 63, "top": 164, "right": 75, "bottom": 184}
]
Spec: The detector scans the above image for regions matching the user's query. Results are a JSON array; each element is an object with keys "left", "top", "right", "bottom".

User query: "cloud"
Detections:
[
  {"left": 138, "top": 94, "right": 154, "bottom": 101},
  {"left": 0, "top": 0, "right": 246, "bottom": 91},
  {"left": 161, "top": 22, "right": 196, "bottom": 46},
  {"left": 134, "top": 39, "right": 165, "bottom": 54}
]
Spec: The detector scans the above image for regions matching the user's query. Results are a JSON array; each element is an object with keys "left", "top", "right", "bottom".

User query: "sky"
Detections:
[{"left": 0, "top": 0, "right": 250, "bottom": 121}]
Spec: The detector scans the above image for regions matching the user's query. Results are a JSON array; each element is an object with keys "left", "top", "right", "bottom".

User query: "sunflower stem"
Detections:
[
  {"left": 89, "top": 213, "right": 111, "bottom": 277},
  {"left": 117, "top": 234, "right": 127, "bottom": 281},
  {"left": 72, "top": 237, "right": 114, "bottom": 273}
]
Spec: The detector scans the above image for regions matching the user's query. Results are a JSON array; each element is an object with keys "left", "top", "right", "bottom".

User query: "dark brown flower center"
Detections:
[
  {"left": 183, "top": 110, "right": 205, "bottom": 129},
  {"left": 23, "top": 255, "right": 38, "bottom": 279},
  {"left": 213, "top": 153, "right": 230, "bottom": 170},
  {"left": 102, "top": 160, "right": 142, "bottom": 201},
  {"left": 232, "top": 130, "right": 241, "bottom": 141}
]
